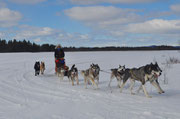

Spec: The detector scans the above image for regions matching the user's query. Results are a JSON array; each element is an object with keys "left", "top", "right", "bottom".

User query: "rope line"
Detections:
[{"left": 100, "top": 70, "right": 111, "bottom": 74}]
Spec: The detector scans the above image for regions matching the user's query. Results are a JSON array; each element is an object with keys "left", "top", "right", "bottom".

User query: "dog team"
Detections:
[
  {"left": 34, "top": 44, "right": 165, "bottom": 98},
  {"left": 34, "top": 60, "right": 165, "bottom": 98}
]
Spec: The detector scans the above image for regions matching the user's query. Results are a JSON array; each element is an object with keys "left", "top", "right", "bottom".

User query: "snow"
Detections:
[{"left": 0, "top": 51, "right": 180, "bottom": 119}]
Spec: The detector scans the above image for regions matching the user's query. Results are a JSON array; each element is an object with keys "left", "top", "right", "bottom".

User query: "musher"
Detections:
[{"left": 54, "top": 44, "right": 68, "bottom": 74}]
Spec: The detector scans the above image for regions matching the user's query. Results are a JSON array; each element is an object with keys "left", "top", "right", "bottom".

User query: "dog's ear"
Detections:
[
  {"left": 97, "top": 64, "right": 100, "bottom": 69},
  {"left": 155, "top": 62, "right": 158, "bottom": 65}
]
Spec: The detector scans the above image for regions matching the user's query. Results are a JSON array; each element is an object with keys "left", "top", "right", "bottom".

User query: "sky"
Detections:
[{"left": 0, "top": 0, "right": 180, "bottom": 47}]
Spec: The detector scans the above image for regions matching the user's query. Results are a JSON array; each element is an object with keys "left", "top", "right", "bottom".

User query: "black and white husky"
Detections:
[
  {"left": 108, "top": 65, "right": 126, "bottom": 88},
  {"left": 34, "top": 61, "right": 40, "bottom": 76},
  {"left": 56, "top": 64, "right": 79, "bottom": 85},
  {"left": 81, "top": 63, "right": 100, "bottom": 89},
  {"left": 119, "top": 62, "right": 164, "bottom": 98},
  {"left": 67, "top": 64, "right": 79, "bottom": 86}
]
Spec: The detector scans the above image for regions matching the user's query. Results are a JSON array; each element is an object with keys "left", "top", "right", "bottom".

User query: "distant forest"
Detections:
[{"left": 0, "top": 39, "right": 180, "bottom": 53}]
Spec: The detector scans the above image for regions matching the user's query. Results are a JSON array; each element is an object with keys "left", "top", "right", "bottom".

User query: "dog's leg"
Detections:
[
  {"left": 108, "top": 74, "right": 114, "bottom": 87},
  {"left": 120, "top": 82, "right": 126, "bottom": 93},
  {"left": 120, "top": 76, "right": 129, "bottom": 93},
  {"left": 72, "top": 77, "right": 74, "bottom": 86},
  {"left": 151, "top": 81, "right": 165, "bottom": 94},
  {"left": 68, "top": 77, "right": 71, "bottom": 83},
  {"left": 76, "top": 75, "right": 79, "bottom": 85},
  {"left": 94, "top": 77, "right": 99, "bottom": 87},
  {"left": 84, "top": 78, "right": 87, "bottom": 89},
  {"left": 37, "top": 71, "right": 40, "bottom": 75},
  {"left": 137, "top": 85, "right": 143, "bottom": 93},
  {"left": 62, "top": 74, "right": 64, "bottom": 80},
  {"left": 129, "top": 79, "right": 135, "bottom": 95},
  {"left": 142, "top": 85, "right": 152, "bottom": 98},
  {"left": 97, "top": 76, "right": 99, "bottom": 86},
  {"left": 117, "top": 77, "right": 121, "bottom": 88},
  {"left": 90, "top": 77, "right": 98, "bottom": 89},
  {"left": 88, "top": 79, "right": 91, "bottom": 85},
  {"left": 59, "top": 73, "right": 64, "bottom": 81}
]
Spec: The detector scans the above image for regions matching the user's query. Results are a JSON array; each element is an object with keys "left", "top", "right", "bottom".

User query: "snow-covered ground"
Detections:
[{"left": 0, "top": 51, "right": 180, "bottom": 119}]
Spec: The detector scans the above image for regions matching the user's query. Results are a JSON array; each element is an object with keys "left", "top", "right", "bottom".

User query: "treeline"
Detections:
[
  {"left": 63, "top": 46, "right": 180, "bottom": 51},
  {"left": 0, "top": 39, "right": 180, "bottom": 52},
  {"left": 0, "top": 39, "right": 55, "bottom": 52}
]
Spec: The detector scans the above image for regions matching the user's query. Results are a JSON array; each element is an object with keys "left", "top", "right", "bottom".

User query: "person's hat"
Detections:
[{"left": 55, "top": 44, "right": 61, "bottom": 49}]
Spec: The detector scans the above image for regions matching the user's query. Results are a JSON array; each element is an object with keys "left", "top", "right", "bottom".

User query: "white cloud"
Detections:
[
  {"left": 65, "top": 6, "right": 121, "bottom": 21},
  {"left": 64, "top": 5, "right": 180, "bottom": 46},
  {"left": 14, "top": 25, "right": 57, "bottom": 39},
  {"left": 7, "top": 0, "right": 47, "bottom": 4},
  {"left": 33, "top": 38, "right": 41, "bottom": 42},
  {"left": 64, "top": 6, "right": 142, "bottom": 29},
  {"left": 11, "top": 25, "right": 92, "bottom": 46},
  {"left": 126, "top": 19, "right": 180, "bottom": 34},
  {"left": 70, "top": 0, "right": 159, "bottom": 5},
  {"left": 0, "top": 8, "right": 22, "bottom": 27},
  {"left": 170, "top": 4, "right": 180, "bottom": 13}
]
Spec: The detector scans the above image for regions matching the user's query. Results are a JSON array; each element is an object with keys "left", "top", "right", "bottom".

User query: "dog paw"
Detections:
[{"left": 158, "top": 91, "right": 165, "bottom": 94}]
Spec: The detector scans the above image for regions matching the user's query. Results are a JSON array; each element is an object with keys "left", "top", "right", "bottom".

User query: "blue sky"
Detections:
[{"left": 0, "top": 0, "right": 180, "bottom": 47}]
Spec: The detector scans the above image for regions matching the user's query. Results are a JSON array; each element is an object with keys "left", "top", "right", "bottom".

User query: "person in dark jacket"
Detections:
[
  {"left": 54, "top": 44, "right": 65, "bottom": 59},
  {"left": 54, "top": 44, "right": 68, "bottom": 74}
]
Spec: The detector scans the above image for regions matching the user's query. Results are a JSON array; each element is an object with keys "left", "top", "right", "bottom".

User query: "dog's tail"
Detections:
[{"left": 71, "top": 64, "right": 75, "bottom": 69}]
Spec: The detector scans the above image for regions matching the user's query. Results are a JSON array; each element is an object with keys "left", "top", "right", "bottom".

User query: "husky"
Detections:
[
  {"left": 119, "top": 62, "right": 164, "bottom": 98},
  {"left": 56, "top": 66, "right": 66, "bottom": 80},
  {"left": 108, "top": 65, "right": 126, "bottom": 88},
  {"left": 56, "top": 62, "right": 69, "bottom": 80},
  {"left": 34, "top": 61, "right": 40, "bottom": 76},
  {"left": 81, "top": 63, "right": 100, "bottom": 89},
  {"left": 40, "top": 61, "right": 45, "bottom": 75},
  {"left": 67, "top": 64, "right": 79, "bottom": 86}
]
